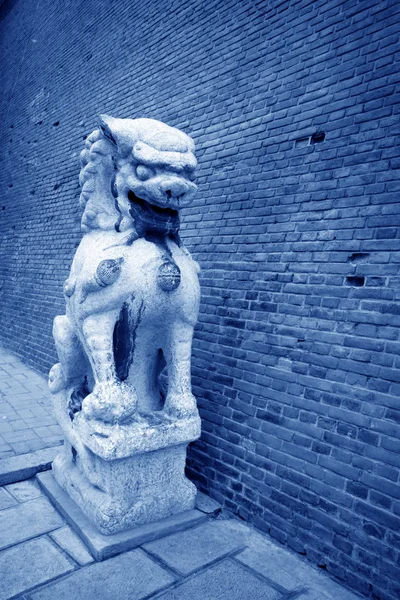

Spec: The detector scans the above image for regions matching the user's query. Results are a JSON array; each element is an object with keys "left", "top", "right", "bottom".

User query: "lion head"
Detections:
[{"left": 79, "top": 116, "right": 197, "bottom": 236}]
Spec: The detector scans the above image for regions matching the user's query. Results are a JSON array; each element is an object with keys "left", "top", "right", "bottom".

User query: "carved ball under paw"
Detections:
[
  {"left": 82, "top": 380, "right": 140, "bottom": 424},
  {"left": 48, "top": 363, "right": 66, "bottom": 394},
  {"left": 164, "top": 393, "right": 199, "bottom": 420}
]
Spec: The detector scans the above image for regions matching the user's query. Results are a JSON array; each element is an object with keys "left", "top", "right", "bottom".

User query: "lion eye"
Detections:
[
  {"left": 188, "top": 170, "right": 196, "bottom": 182},
  {"left": 135, "top": 165, "right": 154, "bottom": 181}
]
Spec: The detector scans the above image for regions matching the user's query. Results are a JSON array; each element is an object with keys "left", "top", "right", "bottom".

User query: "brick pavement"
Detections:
[
  {"left": 0, "top": 346, "right": 63, "bottom": 459},
  {"left": 0, "top": 476, "right": 362, "bottom": 600}
]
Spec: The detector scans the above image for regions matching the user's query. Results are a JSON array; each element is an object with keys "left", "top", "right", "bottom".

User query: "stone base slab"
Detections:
[
  {"left": 52, "top": 441, "right": 198, "bottom": 534},
  {"left": 37, "top": 471, "right": 207, "bottom": 561}
]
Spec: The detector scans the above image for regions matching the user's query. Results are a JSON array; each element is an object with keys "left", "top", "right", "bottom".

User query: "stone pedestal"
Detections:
[{"left": 52, "top": 392, "right": 201, "bottom": 535}]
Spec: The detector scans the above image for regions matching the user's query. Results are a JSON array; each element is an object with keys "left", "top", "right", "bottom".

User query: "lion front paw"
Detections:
[
  {"left": 82, "top": 380, "right": 140, "bottom": 424},
  {"left": 48, "top": 363, "right": 66, "bottom": 394},
  {"left": 164, "top": 393, "right": 198, "bottom": 420}
]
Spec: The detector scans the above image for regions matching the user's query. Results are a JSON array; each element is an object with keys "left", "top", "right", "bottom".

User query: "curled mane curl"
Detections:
[{"left": 78, "top": 129, "right": 120, "bottom": 232}]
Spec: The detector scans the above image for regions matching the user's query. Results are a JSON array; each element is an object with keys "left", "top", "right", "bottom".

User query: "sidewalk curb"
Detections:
[{"left": 0, "top": 445, "right": 61, "bottom": 485}]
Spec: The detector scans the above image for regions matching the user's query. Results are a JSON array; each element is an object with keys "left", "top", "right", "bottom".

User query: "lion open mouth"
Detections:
[{"left": 128, "top": 190, "right": 178, "bottom": 221}]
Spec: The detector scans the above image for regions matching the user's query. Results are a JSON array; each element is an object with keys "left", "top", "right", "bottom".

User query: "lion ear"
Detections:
[
  {"left": 98, "top": 114, "right": 118, "bottom": 145},
  {"left": 98, "top": 114, "right": 131, "bottom": 156}
]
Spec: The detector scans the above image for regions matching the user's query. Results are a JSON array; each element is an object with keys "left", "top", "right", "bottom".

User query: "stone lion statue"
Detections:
[{"left": 49, "top": 115, "right": 200, "bottom": 426}]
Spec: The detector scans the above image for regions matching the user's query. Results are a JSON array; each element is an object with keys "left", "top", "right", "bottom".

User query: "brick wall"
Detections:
[{"left": 1, "top": 0, "right": 399, "bottom": 597}]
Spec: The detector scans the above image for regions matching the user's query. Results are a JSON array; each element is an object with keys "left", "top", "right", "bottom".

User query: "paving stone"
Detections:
[
  {"left": 26, "top": 438, "right": 48, "bottom": 452},
  {"left": 3, "top": 429, "right": 40, "bottom": 443},
  {"left": 5, "top": 478, "right": 43, "bottom": 502},
  {"left": 235, "top": 536, "right": 360, "bottom": 600},
  {"left": 23, "top": 416, "right": 46, "bottom": 425},
  {"left": 0, "top": 421, "right": 13, "bottom": 433},
  {"left": 297, "top": 591, "right": 332, "bottom": 600},
  {"left": 50, "top": 526, "right": 94, "bottom": 566},
  {"left": 18, "top": 408, "right": 35, "bottom": 418},
  {"left": 195, "top": 491, "right": 221, "bottom": 515},
  {"left": 304, "top": 583, "right": 361, "bottom": 600},
  {"left": 0, "top": 409, "right": 17, "bottom": 419},
  {"left": 0, "top": 445, "right": 60, "bottom": 485},
  {"left": 158, "top": 559, "right": 282, "bottom": 600},
  {"left": 28, "top": 407, "right": 51, "bottom": 418},
  {"left": 30, "top": 548, "right": 175, "bottom": 600},
  {"left": 0, "top": 486, "right": 17, "bottom": 509},
  {"left": 144, "top": 519, "right": 248, "bottom": 575},
  {"left": 37, "top": 471, "right": 207, "bottom": 561},
  {"left": 10, "top": 401, "right": 32, "bottom": 410},
  {"left": 10, "top": 419, "right": 30, "bottom": 431},
  {"left": 10, "top": 440, "right": 31, "bottom": 454},
  {"left": 41, "top": 435, "right": 63, "bottom": 445},
  {"left": 0, "top": 448, "right": 14, "bottom": 459},
  {"left": 49, "top": 424, "right": 63, "bottom": 435},
  {"left": 235, "top": 541, "right": 304, "bottom": 590},
  {"left": 0, "top": 536, "right": 74, "bottom": 600},
  {"left": 33, "top": 426, "right": 53, "bottom": 437},
  {"left": 0, "top": 496, "right": 64, "bottom": 550},
  {"left": 13, "top": 373, "right": 29, "bottom": 380}
]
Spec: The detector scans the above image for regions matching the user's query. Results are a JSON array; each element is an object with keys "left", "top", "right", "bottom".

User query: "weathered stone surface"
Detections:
[
  {"left": 157, "top": 559, "right": 281, "bottom": 600},
  {"left": 30, "top": 548, "right": 175, "bottom": 600},
  {"left": 144, "top": 519, "right": 248, "bottom": 575},
  {"left": 0, "top": 537, "right": 74, "bottom": 600},
  {"left": 49, "top": 117, "right": 199, "bottom": 425},
  {"left": 48, "top": 117, "right": 202, "bottom": 534},
  {"left": 0, "top": 496, "right": 64, "bottom": 550},
  {"left": 0, "top": 445, "right": 59, "bottom": 485},
  {"left": 0, "top": 486, "right": 17, "bottom": 510},
  {"left": 50, "top": 526, "right": 94, "bottom": 566},
  {"left": 5, "top": 477, "right": 43, "bottom": 502},
  {"left": 71, "top": 412, "right": 201, "bottom": 459},
  {"left": 195, "top": 491, "right": 221, "bottom": 515},
  {"left": 52, "top": 440, "right": 198, "bottom": 534},
  {"left": 37, "top": 471, "right": 207, "bottom": 561}
]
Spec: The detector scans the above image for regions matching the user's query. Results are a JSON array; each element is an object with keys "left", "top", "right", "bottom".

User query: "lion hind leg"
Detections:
[
  {"left": 49, "top": 315, "right": 89, "bottom": 394},
  {"left": 163, "top": 322, "right": 198, "bottom": 419}
]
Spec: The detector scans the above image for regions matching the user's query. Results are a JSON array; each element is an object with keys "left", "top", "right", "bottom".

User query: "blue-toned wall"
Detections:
[{"left": 1, "top": 0, "right": 399, "bottom": 597}]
